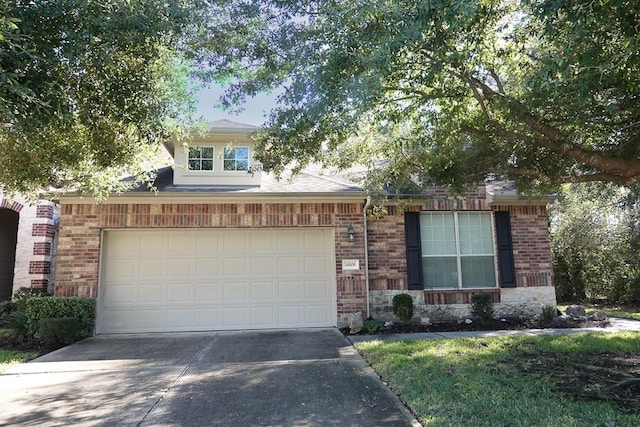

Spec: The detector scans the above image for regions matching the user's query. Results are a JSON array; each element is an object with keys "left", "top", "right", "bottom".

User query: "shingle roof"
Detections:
[{"left": 128, "top": 166, "right": 363, "bottom": 194}]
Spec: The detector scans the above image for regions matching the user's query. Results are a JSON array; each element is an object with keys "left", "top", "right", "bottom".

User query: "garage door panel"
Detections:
[
  {"left": 139, "top": 259, "right": 164, "bottom": 278},
  {"left": 195, "top": 258, "right": 220, "bottom": 275},
  {"left": 195, "top": 283, "right": 221, "bottom": 301},
  {"left": 138, "top": 284, "right": 166, "bottom": 303},
  {"left": 222, "top": 307, "right": 249, "bottom": 326},
  {"left": 168, "top": 284, "right": 193, "bottom": 303},
  {"left": 167, "top": 309, "right": 194, "bottom": 328},
  {"left": 100, "top": 228, "right": 335, "bottom": 333},
  {"left": 277, "top": 281, "right": 303, "bottom": 299},
  {"left": 250, "top": 306, "right": 277, "bottom": 326},
  {"left": 305, "top": 305, "right": 331, "bottom": 324},
  {"left": 223, "top": 258, "right": 249, "bottom": 276},
  {"left": 251, "top": 282, "right": 275, "bottom": 300},
  {"left": 277, "top": 258, "right": 303, "bottom": 275},
  {"left": 222, "top": 282, "right": 248, "bottom": 301},
  {"left": 102, "top": 259, "right": 138, "bottom": 281},
  {"left": 166, "top": 259, "right": 193, "bottom": 279},
  {"left": 103, "top": 284, "right": 138, "bottom": 304},
  {"left": 250, "top": 257, "right": 275, "bottom": 275},
  {"left": 250, "top": 233, "right": 275, "bottom": 251},
  {"left": 139, "top": 234, "right": 165, "bottom": 254}
]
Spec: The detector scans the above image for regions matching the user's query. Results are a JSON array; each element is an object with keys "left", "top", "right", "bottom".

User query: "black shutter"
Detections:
[
  {"left": 495, "top": 211, "right": 516, "bottom": 288},
  {"left": 405, "top": 212, "right": 423, "bottom": 290}
]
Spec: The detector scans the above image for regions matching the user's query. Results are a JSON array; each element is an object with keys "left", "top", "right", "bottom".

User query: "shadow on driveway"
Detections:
[{"left": 0, "top": 329, "right": 418, "bottom": 426}]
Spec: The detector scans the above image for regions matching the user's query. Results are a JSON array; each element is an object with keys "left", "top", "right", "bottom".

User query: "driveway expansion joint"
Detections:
[{"left": 137, "top": 334, "right": 219, "bottom": 426}]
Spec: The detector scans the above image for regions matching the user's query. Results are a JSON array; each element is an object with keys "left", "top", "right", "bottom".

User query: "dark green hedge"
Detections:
[{"left": 20, "top": 297, "right": 95, "bottom": 338}]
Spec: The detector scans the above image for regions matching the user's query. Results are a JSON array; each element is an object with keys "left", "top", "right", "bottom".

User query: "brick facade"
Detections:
[
  {"left": 366, "top": 192, "right": 556, "bottom": 320},
  {"left": 55, "top": 188, "right": 556, "bottom": 326},
  {"left": 0, "top": 195, "right": 59, "bottom": 296},
  {"left": 55, "top": 201, "right": 368, "bottom": 322}
]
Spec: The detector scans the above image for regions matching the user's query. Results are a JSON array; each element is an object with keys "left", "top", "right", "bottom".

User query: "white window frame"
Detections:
[
  {"left": 187, "top": 145, "right": 215, "bottom": 172},
  {"left": 223, "top": 146, "right": 250, "bottom": 172},
  {"left": 420, "top": 211, "right": 499, "bottom": 289}
]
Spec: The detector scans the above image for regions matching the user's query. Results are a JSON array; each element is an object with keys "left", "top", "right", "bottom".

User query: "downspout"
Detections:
[{"left": 363, "top": 196, "right": 371, "bottom": 319}]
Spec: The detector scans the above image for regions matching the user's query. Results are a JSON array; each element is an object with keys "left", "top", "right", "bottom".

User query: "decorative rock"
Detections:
[
  {"left": 348, "top": 311, "right": 364, "bottom": 334},
  {"left": 590, "top": 311, "right": 607, "bottom": 321},
  {"left": 384, "top": 321, "right": 393, "bottom": 327},
  {"left": 464, "top": 318, "right": 473, "bottom": 324},
  {"left": 565, "top": 305, "right": 587, "bottom": 319},
  {"left": 420, "top": 317, "right": 431, "bottom": 326}
]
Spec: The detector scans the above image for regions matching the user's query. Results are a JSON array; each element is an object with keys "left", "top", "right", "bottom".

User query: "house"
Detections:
[
  {"left": 0, "top": 192, "right": 59, "bottom": 301},
  {"left": 52, "top": 120, "right": 557, "bottom": 334}
]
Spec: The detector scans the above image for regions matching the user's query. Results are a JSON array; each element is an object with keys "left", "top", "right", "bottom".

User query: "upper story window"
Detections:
[
  {"left": 223, "top": 147, "right": 249, "bottom": 171},
  {"left": 188, "top": 146, "right": 214, "bottom": 171}
]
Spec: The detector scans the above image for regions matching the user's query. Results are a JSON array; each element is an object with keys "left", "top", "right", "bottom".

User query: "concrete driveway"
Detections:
[{"left": 0, "top": 328, "right": 418, "bottom": 426}]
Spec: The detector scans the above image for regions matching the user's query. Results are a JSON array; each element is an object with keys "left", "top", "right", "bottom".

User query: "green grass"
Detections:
[
  {"left": 0, "top": 328, "right": 38, "bottom": 373},
  {"left": 558, "top": 304, "right": 640, "bottom": 321},
  {"left": 0, "top": 349, "right": 37, "bottom": 373},
  {"left": 356, "top": 332, "right": 640, "bottom": 427}
]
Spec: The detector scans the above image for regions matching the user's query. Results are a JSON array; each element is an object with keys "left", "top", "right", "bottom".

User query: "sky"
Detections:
[{"left": 194, "top": 85, "right": 278, "bottom": 127}]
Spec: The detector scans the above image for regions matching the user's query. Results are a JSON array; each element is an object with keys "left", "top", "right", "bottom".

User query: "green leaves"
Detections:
[
  {"left": 204, "top": 0, "right": 640, "bottom": 193},
  {"left": 0, "top": 0, "right": 208, "bottom": 197}
]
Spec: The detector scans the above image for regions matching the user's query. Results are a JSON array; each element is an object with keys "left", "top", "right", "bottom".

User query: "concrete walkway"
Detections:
[
  {"left": 0, "top": 328, "right": 419, "bottom": 427},
  {"left": 348, "top": 317, "right": 640, "bottom": 343}
]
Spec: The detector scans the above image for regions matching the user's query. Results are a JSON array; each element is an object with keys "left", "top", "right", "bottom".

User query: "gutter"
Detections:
[{"left": 363, "top": 195, "right": 371, "bottom": 318}]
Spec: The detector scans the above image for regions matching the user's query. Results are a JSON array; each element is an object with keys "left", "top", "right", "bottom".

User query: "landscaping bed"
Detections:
[{"left": 342, "top": 315, "right": 611, "bottom": 336}]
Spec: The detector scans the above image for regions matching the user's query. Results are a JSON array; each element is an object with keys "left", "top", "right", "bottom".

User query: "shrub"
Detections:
[
  {"left": 0, "top": 300, "right": 16, "bottom": 327},
  {"left": 392, "top": 293, "right": 414, "bottom": 324},
  {"left": 13, "top": 286, "right": 52, "bottom": 301},
  {"left": 470, "top": 293, "right": 494, "bottom": 321},
  {"left": 542, "top": 305, "right": 557, "bottom": 321},
  {"left": 20, "top": 297, "right": 95, "bottom": 338},
  {"left": 363, "top": 318, "right": 384, "bottom": 334},
  {"left": 38, "top": 317, "right": 82, "bottom": 346},
  {"left": 8, "top": 311, "right": 29, "bottom": 341}
]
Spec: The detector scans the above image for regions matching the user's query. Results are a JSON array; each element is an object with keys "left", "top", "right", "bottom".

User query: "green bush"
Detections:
[
  {"left": 8, "top": 311, "right": 29, "bottom": 341},
  {"left": 542, "top": 305, "right": 557, "bottom": 321},
  {"left": 363, "top": 318, "right": 384, "bottom": 334},
  {"left": 470, "top": 293, "right": 494, "bottom": 321},
  {"left": 392, "top": 293, "right": 414, "bottom": 324},
  {"left": 13, "top": 286, "right": 52, "bottom": 301},
  {"left": 38, "top": 317, "right": 82, "bottom": 346},
  {"left": 20, "top": 297, "right": 95, "bottom": 338},
  {"left": 0, "top": 300, "right": 16, "bottom": 327}
]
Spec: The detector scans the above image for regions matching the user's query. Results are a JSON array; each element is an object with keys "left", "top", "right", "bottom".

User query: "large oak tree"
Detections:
[
  {"left": 0, "top": 0, "right": 211, "bottom": 198},
  {"left": 204, "top": 0, "right": 640, "bottom": 193}
]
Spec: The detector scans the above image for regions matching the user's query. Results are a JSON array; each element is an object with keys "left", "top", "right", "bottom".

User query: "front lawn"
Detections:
[
  {"left": 356, "top": 332, "right": 640, "bottom": 426},
  {"left": 0, "top": 348, "right": 37, "bottom": 373}
]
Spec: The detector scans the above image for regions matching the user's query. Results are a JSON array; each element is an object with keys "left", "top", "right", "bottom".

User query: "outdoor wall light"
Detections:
[{"left": 347, "top": 225, "right": 356, "bottom": 241}]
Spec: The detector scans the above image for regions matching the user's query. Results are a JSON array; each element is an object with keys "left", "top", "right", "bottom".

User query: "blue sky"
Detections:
[{"left": 195, "top": 85, "right": 277, "bottom": 127}]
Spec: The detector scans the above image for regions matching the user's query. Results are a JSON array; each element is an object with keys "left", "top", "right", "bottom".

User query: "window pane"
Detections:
[
  {"left": 460, "top": 256, "right": 496, "bottom": 288},
  {"left": 223, "top": 160, "right": 235, "bottom": 171},
  {"left": 201, "top": 159, "right": 213, "bottom": 170},
  {"left": 458, "top": 212, "right": 493, "bottom": 255},
  {"left": 236, "top": 147, "right": 249, "bottom": 160},
  {"left": 188, "top": 147, "right": 200, "bottom": 158},
  {"left": 420, "top": 212, "right": 456, "bottom": 255},
  {"left": 202, "top": 147, "right": 214, "bottom": 158},
  {"left": 236, "top": 160, "right": 248, "bottom": 171},
  {"left": 224, "top": 147, "right": 234, "bottom": 159},
  {"left": 188, "top": 160, "right": 199, "bottom": 170},
  {"left": 423, "top": 257, "right": 458, "bottom": 288}
]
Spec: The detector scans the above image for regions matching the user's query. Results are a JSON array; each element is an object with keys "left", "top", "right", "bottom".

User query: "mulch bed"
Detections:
[{"left": 342, "top": 316, "right": 611, "bottom": 336}]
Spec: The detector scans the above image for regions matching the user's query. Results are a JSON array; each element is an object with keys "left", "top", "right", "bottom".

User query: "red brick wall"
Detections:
[
  {"left": 55, "top": 201, "right": 367, "bottom": 321},
  {"left": 366, "top": 198, "right": 554, "bottom": 305}
]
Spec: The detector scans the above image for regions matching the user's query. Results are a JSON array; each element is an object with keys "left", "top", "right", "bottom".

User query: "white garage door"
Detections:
[{"left": 98, "top": 228, "right": 336, "bottom": 333}]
